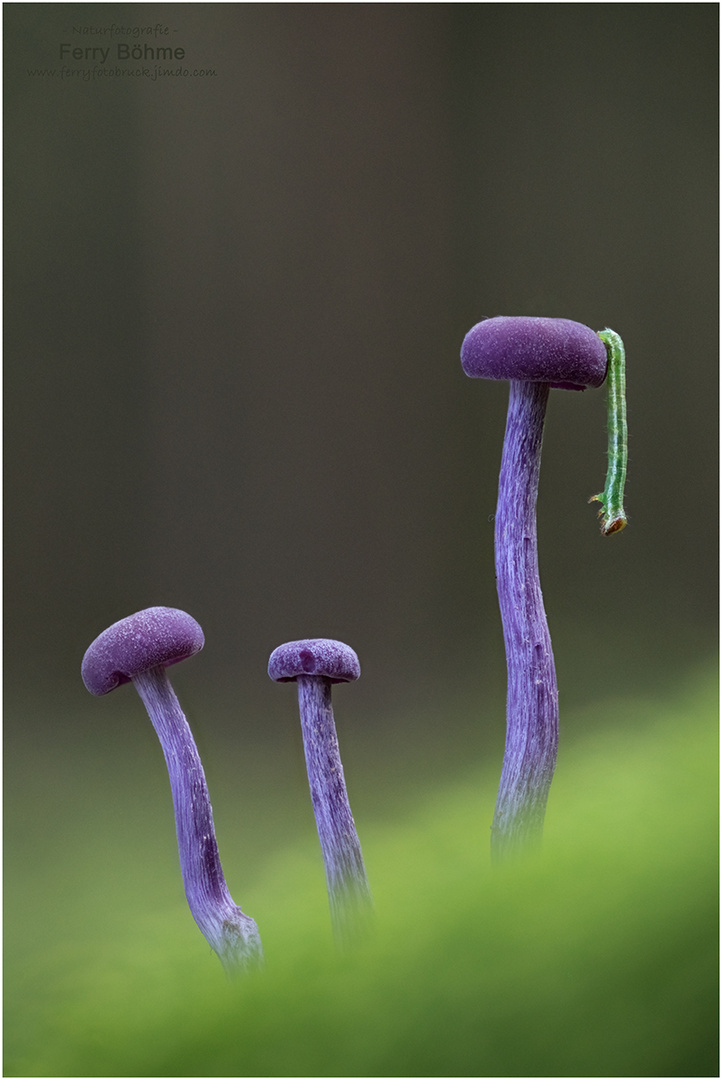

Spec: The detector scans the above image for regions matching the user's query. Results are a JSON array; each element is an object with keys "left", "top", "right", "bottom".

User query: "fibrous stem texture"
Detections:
[
  {"left": 492, "top": 379, "right": 559, "bottom": 859},
  {"left": 134, "top": 666, "right": 263, "bottom": 974},
  {"left": 297, "top": 675, "right": 372, "bottom": 943}
]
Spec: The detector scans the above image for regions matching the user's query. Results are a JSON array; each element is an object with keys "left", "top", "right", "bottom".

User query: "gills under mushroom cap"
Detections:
[
  {"left": 268, "top": 639, "right": 360, "bottom": 684},
  {"left": 81, "top": 606, "right": 205, "bottom": 696},
  {"left": 461, "top": 316, "right": 608, "bottom": 390}
]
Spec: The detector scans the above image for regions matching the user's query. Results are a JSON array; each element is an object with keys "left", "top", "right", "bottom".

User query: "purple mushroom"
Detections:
[
  {"left": 461, "top": 316, "right": 609, "bottom": 859},
  {"left": 81, "top": 606, "right": 263, "bottom": 974},
  {"left": 268, "top": 638, "right": 372, "bottom": 943}
]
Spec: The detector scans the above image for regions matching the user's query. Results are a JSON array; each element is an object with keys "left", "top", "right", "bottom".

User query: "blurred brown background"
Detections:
[{"left": 5, "top": 4, "right": 717, "bottom": 767}]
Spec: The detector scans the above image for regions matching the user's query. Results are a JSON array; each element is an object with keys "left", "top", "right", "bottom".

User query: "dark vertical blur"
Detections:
[{"left": 5, "top": 4, "right": 717, "bottom": 741}]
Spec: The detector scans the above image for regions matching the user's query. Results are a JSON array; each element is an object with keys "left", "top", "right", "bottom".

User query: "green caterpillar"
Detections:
[{"left": 590, "top": 328, "right": 628, "bottom": 535}]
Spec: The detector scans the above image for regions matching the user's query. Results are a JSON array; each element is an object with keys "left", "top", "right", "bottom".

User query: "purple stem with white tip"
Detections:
[{"left": 133, "top": 666, "right": 263, "bottom": 974}]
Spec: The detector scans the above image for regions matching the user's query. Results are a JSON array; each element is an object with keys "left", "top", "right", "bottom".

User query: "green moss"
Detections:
[{"left": 4, "top": 666, "right": 717, "bottom": 1076}]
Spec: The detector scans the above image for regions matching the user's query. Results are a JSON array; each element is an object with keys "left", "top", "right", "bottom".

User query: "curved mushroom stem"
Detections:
[
  {"left": 491, "top": 379, "right": 558, "bottom": 860},
  {"left": 297, "top": 675, "right": 373, "bottom": 944},
  {"left": 133, "top": 666, "right": 263, "bottom": 974}
]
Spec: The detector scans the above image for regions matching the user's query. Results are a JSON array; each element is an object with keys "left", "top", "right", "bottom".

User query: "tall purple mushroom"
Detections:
[
  {"left": 81, "top": 606, "right": 263, "bottom": 973},
  {"left": 268, "top": 638, "right": 372, "bottom": 944},
  {"left": 461, "top": 316, "right": 609, "bottom": 859}
]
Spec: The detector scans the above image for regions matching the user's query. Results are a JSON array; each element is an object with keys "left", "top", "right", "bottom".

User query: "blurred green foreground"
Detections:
[{"left": 4, "top": 664, "right": 718, "bottom": 1077}]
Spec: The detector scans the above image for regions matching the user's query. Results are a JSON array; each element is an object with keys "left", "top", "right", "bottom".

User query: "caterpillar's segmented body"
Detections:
[{"left": 590, "top": 328, "right": 628, "bottom": 535}]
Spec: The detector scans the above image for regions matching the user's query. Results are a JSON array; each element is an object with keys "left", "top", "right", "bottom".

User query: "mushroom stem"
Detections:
[
  {"left": 133, "top": 666, "right": 263, "bottom": 974},
  {"left": 296, "top": 674, "right": 372, "bottom": 943},
  {"left": 491, "top": 379, "right": 558, "bottom": 859}
]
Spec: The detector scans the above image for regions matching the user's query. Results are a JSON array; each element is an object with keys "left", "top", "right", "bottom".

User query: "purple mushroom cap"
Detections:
[
  {"left": 268, "top": 639, "right": 360, "bottom": 684},
  {"left": 81, "top": 607, "right": 205, "bottom": 696},
  {"left": 461, "top": 316, "right": 608, "bottom": 390}
]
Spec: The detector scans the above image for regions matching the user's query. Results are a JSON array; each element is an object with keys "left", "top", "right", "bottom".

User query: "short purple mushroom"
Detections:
[
  {"left": 268, "top": 638, "right": 372, "bottom": 943},
  {"left": 461, "top": 316, "right": 610, "bottom": 859},
  {"left": 81, "top": 606, "right": 263, "bottom": 974}
]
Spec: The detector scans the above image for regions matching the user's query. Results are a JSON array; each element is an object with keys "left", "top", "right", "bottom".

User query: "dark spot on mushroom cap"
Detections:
[
  {"left": 81, "top": 607, "right": 205, "bottom": 696},
  {"left": 268, "top": 639, "right": 360, "bottom": 684},
  {"left": 461, "top": 316, "right": 608, "bottom": 390}
]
